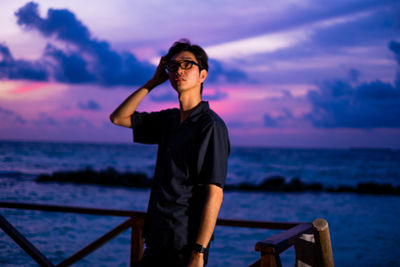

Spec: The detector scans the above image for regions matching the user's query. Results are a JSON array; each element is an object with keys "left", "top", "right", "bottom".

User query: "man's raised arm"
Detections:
[{"left": 109, "top": 56, "right": 168, "bottom": 128}]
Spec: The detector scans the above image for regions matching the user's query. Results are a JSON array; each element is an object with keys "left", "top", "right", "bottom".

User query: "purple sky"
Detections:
[{"left": 1, "top": 0, "right": 400, "bottom": 148}]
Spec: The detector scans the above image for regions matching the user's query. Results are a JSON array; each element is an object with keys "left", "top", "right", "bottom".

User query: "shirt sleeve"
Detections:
[
  {"left": 131, "top": 111, "right": 164, "bottom": 144},
  {"left": 197, "top": 121, "right": 230, "bottom": 188}
]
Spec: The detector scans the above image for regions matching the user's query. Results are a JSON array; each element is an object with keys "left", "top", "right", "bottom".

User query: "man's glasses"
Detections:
[{"left": 165, "top": 60, "right": 201, "bottom": 73}]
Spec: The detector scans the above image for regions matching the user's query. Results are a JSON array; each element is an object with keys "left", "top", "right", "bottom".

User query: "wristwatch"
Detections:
[{"left": 192, "top": 243, "right": 206, "bottom": 254}]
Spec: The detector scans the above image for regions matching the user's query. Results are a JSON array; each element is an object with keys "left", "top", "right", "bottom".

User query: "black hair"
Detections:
[{"left": 165, "top": 39, "right": 208, "bottom": 94}]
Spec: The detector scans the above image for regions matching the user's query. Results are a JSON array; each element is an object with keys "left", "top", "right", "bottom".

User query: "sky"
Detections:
[{"left": 1, "top": 0, "right": 400, "bottom": 148}]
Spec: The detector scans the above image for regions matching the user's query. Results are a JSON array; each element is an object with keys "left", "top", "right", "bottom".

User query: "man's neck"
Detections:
[{"left": 178, "top": 91, "right": 202, "bottom": 123}]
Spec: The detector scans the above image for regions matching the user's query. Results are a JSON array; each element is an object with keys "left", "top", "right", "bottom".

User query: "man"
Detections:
[{"left": 110, "top": 39, "right": 230, "bottom": 267}]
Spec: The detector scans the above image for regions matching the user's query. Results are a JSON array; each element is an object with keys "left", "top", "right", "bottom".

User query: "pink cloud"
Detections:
[{"left": 10, "top": 82, "right": 49, "bottom": 94}]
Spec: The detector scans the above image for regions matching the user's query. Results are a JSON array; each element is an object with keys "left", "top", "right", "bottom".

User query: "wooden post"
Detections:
[
  {"left": 260, "top": 253, "right": 282, "bottom": 267},
  {"left": 130, "top": 218, "right": 144, "bottom": 267},
  {"left": 312, "top": 218, "right": 334, "bottom": 267}
]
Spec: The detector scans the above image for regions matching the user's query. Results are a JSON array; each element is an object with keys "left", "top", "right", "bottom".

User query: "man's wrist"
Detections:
[
  {"left": 192, "top": 243, "right": 206, "bottom": 254},
  {"left": 191, "top": 250, "right": 204, "bottom": 260},
  {"left": 143, "top": 80, "right": 158, "bottom": 91}
]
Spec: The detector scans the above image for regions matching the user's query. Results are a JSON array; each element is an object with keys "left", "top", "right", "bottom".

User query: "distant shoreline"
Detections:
[{"left": 35, "top": 167, "right": 400, "bottom": 196}]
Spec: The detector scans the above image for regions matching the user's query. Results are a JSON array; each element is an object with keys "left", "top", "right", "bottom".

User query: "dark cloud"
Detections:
[
  {"left": 310, "top": 5, "right": 400, "bottom": 49},
  {"left": 238, "top": 2, "right": 399, "bottom": 85},
  {"left": 264, "top": 114, "right": 280, "bottom": 127},
  {"left": 0, "top": 106, "right": 26, "bottom": 124},
  {"left": 226, "top": 120, "right": 261, "bottom": 129},
  {"left": 35, "top": 112, "right": 59, "bottom": 126},
  {"left": 44, "top": 44, "right": 95, "bottom": 83},
  {"left": 305, "top": 59, "right": 400, "bottom": 129},
  {"left": 65, "top": 117, "right": 94, "bottom": 127},
  {"left": 30, "top": 112, "right": 94, "bottom": 128},
  {"left": 0, "top": 108, "right": 60, "bottom": 127},
  {"left": 389, "top": 41, "right": 400, "bottom": 87},
  {"left": 149, "top": 85, "right": 228, "bottom": 102},
  {"left": 9, "top": 2, "right": 154, "bottom": 86},
  {"left": 149, "top": 87, "right": 177, "bottom": 102},
  {"left": 390, "top": 40, "right": 400, "bottom": 64},
  {"left": 0, "top": 106, "right": 100, "bottom": 139},
  {"left": 202, "top": 0, "right": 399, "bottom": 46},
  {"left": 15, "top": 2, "right": 91, "bottom": 45},
  {"left": 260, "top": 40, "right": 400, "bottom": 130},
  {"left": 77, "top": 100, "right": 101, "bottom": 111},
  {"left": 264, "top": 109, "right": 294, "bottom": 128},
  {"left": 0, "top": 43, "right": 48, "bottom": 81},
  {"left": 203, "top": 89, "right": 228, "bottom": 101},
  {"left": 348, "top": 69, "right": 360, "bottom": 83},
  {"left": 281, "top": 90, "right": 293, "bottom": 98},
  {"left": 8, "top": 2, "right": 249, "bottom": 87},
  {"left": 207, "top": 59, "right": 248, "bottom": 83}
]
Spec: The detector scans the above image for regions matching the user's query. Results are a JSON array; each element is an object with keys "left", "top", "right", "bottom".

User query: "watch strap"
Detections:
[{"left": 192, "top": 243, "right": 206, "bottom": 254}]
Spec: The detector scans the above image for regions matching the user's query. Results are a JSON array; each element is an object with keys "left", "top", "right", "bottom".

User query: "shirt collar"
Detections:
[{"left": 184, "top": 101, "right": 209, "bottom": 123}]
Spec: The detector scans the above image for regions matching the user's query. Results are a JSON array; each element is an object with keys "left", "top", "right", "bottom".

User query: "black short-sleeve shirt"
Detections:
[{"left": 131, "top": 101, "right": 230, "bottom": 249}]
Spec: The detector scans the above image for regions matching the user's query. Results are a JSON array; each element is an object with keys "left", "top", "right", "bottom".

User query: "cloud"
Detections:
[
  {"left": 221, "top": 1, "right": 399, "bottom": 85},
  {"left": 15, "top": 2, "right": 91, "bottom": 45},
  {"left": 0, "top": 108, "right": 96, "bottom": 129},
  {"left": 205, "top": 29, "right": 307, "bottom": 60},
  {"left": 207, "top": 59, "right": 248, "bottom": 83},
  {"left": 203, "top": 88, "right": 228, "bottom": 101},
  {"left": 0, "top": 43, "right": 48, "bottom": 81},
  {"left": 0, "top": 106, "right": 26, "bottom": 124},
  {"left": 189, "top": 0, "right": 396, "bottom": 52},
  {"left": 149, "top": 85, "right": 228, "bottom": 102},
  {"left": 389, "top": 40, "right": 400, "bottom": 86},
  {"left": 44, "top": 44, "right": 95, "bottom": 83},
  {"left": 256, "top": 89, "right": 311, "bottom": 128},
  {"left": 226, "top": 120, "right": 261, "bottom": 129},
  {"left": 65, "top": 116, "right": 94, "bottom": 127},
  {"left": 309, "top": 5, "right": 400, "bottom": 49},
  {"left": 263, "top": 114, "right": 280, "bottom": 127},
  {"left": 305, "top": 79, "right": 400, "bottom": 128},
  {"left": 77, "top": 100, "right": 102, "bottom": 111},
  {"left": 148, "top": 86, "right": 177, "bottom": 102},
  {"left": 35, "top": 112, "right": 59, "bottom": 126},
  {"left": 8, "top": 2, "right": 154, "bottom": 86},
  {"left": 390, "top": 40, "right": 400, "bottom": 65},
  {"left": 305, "top": 43, "right": 400, "bottom": 128},
  {"left": 264, "top": 109, "right": 297, "bottom": 128},
  {"left": 258, "top": 36, "right": 400, "bottom": 130},
  {"left": 8, "top": 2, "right": 249, "bottom": 87},
  {"left": 205, "top": 1, "right": 399, "bottom": 62},
  {"left": 348, "top": 68, "right": 360, "bottom": 83}
]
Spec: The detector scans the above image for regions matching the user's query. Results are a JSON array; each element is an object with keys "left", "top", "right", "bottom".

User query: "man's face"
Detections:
[{"left": 167, "top": 51, "right": 207, "bottom": 94}]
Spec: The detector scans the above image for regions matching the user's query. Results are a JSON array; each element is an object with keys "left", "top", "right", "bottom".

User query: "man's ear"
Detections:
[{"left": 200, "top": 69, "right": 208, "bottom": 82}]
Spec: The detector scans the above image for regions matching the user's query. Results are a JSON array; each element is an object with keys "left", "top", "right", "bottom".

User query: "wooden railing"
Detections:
[{"left": 0, "top": 201, "right": 333, "bottom": 267}]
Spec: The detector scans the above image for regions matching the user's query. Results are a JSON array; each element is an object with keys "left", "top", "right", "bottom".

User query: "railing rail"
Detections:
[
  {"left": 0, "top": 201, "right": 330, "bottom": 267},
  {"left": 0, "top": 201, "right": 145, "bottom": 266},
  {"left": 0, "top": 201, "right": 145, "bottom": 218},
  {"left": 0, "top": 214, "right": 55, "bottom": 267},
  {"left": 57, "top": 217, "right": 135, "bottom": 267}
]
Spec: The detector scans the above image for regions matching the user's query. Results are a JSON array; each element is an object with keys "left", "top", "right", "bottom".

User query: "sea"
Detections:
[{"left": 1, "top": 140, "right": 400, "bottom": 267}]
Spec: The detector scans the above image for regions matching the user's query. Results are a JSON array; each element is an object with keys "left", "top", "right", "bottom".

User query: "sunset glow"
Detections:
[{"left": 1, "top": 0, "right": 399, "bottom": 148}]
